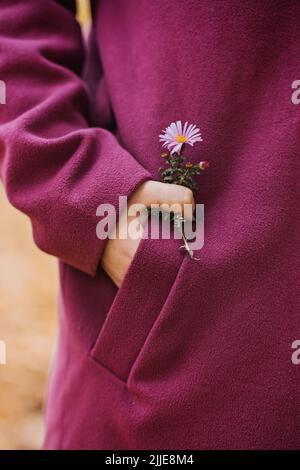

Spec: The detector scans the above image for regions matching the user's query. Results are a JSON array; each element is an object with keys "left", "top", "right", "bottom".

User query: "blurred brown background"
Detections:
[
  {"left": 0, "top": 186, "right": 57, "bottom": 449},
  {"left": 0, "top": 1, "right": 91, "bottom": 450}
]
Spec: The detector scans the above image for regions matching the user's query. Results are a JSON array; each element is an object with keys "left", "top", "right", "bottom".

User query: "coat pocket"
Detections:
[{"left": 90, "top": 227, "right": 184, "bottom": 382}]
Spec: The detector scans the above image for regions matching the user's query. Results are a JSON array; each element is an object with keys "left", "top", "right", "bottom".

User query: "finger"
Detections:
[{"left": 148, "top": 182, "right": 195, "bottom": 219}]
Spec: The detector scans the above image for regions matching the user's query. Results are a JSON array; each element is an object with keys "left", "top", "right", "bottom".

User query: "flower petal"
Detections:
[
  {"left": 183, "top": 121, "right": 188, "bottom": 135},
  {"left": 176, "top": 120, "right": 182, "bottom": 136},
  {"left": 188, "top": 128, "right": 201, "bottom": 138}
]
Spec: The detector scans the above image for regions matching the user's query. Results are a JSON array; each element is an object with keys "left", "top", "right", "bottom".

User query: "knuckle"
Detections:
[{"left": 182, "top": 187, "right": 193, "bottom": 206}]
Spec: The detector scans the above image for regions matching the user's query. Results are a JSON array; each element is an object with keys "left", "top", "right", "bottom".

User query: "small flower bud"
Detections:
[
  {"left": 161, "top": 152, "right": 169, "bottom": 159},
  {"left": 185, "top": 162, "right": 193, "bottom": 168},
  {"left": 199, "top": 161, "right": 209, "bottom": 170}
]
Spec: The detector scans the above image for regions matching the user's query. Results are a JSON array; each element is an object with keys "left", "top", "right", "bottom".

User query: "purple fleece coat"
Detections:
[{"left": 0, "top": 0, "right": 299, "bottom": 450}]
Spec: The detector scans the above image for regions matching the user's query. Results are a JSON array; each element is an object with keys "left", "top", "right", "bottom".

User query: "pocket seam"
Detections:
[
  {"left": 126, "top": 255, "right": 186, "bottom": 385},
  {"left": 91, "top": 254, "right": 185, "bottom": 385},
  {"left": 90, "top": 234, "right": 184, "bottom": 382}
]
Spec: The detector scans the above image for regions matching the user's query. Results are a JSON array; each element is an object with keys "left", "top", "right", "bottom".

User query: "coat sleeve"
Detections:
[{"left": 0, "top": 0, "right": 151, "bottom": 276}]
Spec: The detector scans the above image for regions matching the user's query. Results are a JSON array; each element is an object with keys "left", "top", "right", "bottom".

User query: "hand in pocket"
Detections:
[{"left": 101, "top": 180, "right": 195, "bottom": 287}]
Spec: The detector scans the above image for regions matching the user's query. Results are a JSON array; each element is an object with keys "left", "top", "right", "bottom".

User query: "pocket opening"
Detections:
[{"left": 90, "top": 227, "right": 184, "bottom": 382}]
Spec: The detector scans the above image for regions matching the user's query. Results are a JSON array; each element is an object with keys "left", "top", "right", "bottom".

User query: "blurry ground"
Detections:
[{"left": 0, "top": 185, "right": 57, "bottom": 449}]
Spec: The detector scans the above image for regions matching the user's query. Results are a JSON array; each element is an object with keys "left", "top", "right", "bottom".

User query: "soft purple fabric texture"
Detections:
[{"left": 0, "top": 0, "right": 299, "bottom": 449}]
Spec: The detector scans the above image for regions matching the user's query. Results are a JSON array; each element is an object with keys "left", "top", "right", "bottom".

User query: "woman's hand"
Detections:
[{"left": 101, "top": 180, "right": 195, "bottom": 287}]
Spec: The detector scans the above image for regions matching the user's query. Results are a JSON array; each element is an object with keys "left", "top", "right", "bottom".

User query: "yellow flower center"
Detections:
[{"left": 175, "top": 135, "right": 188, "bottom": 143}]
